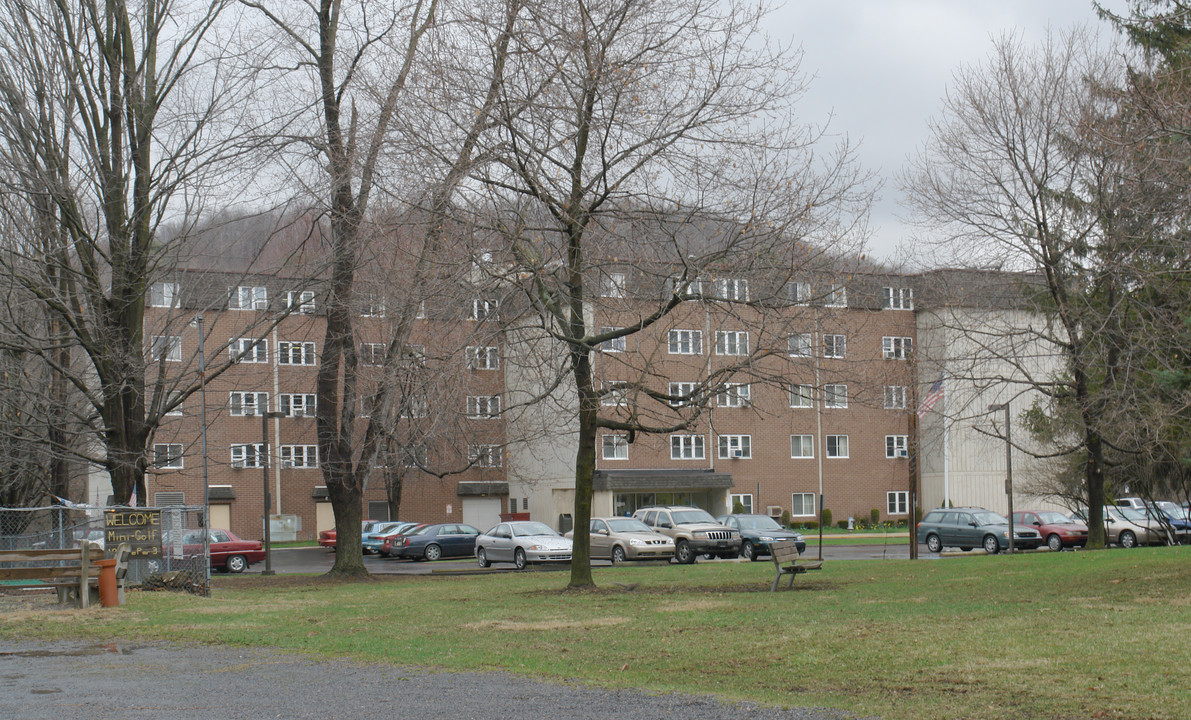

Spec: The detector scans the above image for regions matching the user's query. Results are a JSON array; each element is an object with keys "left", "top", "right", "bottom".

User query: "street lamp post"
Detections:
[
  {"left": 990, "top": 402, "right": 1014, "bottom": 554},
  {"left": 261, "top": 409, "right": 285, "bottom": 575}
]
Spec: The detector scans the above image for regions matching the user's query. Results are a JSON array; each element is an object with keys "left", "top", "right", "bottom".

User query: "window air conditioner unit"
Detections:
[
  {"left": 231, "top": 459, "right": 245, "bottom": 469},
  {"left": 898, "top": 450, "right": 908, "bottom": 458},
  {"left": 767, "top": 506, "right": 783, "bottom": 518},
  {"left": 732, "top": 451, "right": 743, "bottom": 458},
  {"left": 283, "top": 460, "right": 295, "bottom": 469}
]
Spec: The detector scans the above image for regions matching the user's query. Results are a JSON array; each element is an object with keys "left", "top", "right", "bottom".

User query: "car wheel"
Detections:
[
  {"left": 925, "top": 534, "right": 942, "bottom": 553},
  {"left": 424, "top": 544, "right": 442, "bottom": 562},
  {"left": 476, "top": 547, "right": 490, "bottom": 568},
  {"left": 983, "top": 535, "right": 1000, "bottom": 555},
  {"left": 611, "top": 545, "right": 626, "bottom": 564},
  {"left": 513, "top": 548, "right": 527, "bottom": 570},
  {"left": 741, "top": 541, "right": 757, "bottom": 561},
  {"left": 226, "top": 554, "right": 247, "bottom": 573},
  {"left": 674, "top": 540, "right": 696, "bottom": 564},
  {"left": 1047, "top": 534, "right": 1063, "bottom": 552},
  {"left": 1120, "top": 530, "right": 1137, "bottom": 549}
]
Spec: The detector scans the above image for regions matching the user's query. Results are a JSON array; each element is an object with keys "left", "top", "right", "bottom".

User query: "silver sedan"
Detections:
[{"left": 475, "top": 521, "right": 572, "bottom": 570}]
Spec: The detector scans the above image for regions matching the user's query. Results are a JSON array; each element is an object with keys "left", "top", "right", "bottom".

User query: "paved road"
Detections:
[{"left": 1, "top": 641, "right": 874, "bottom": 720}]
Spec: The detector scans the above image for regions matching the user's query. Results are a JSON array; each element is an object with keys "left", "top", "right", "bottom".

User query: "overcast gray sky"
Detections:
[{"left": 775, "top": 0, "right": 1129, "bottom": 261}]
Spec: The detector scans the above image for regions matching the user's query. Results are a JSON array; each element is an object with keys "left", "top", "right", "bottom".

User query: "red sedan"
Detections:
[
  {"left": 318, "top": 520, "right": 378, "bottom": 550},
  {"left": 1012, "top": 511, "right": 1088, "bottom": 551},
  {"left": 178, "top": 529, "right": 265, "bottom": 573}
]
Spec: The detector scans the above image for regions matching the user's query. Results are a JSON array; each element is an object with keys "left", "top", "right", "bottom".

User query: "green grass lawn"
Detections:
[{"left": 4, "top": 547, "right": 1188, "bottom": 719}]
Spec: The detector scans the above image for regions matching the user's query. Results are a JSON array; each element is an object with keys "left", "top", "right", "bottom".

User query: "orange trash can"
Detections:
[{"left": 96, "top": 558, "right": 119, "bottom": 607}]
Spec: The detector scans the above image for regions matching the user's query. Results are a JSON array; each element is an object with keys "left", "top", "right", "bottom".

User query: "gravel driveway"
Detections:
[{"left": 1, "top": 640, "right": 875, "bottom": 720}]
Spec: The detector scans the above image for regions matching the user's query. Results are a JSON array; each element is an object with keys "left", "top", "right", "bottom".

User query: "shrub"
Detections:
[
  {"left": 803, "top": 521, "right": 818, "bottom": 530},
  {"left": 732, "top": 499, "right": 746, "bottom": 514},
  {"left": 837, "top": 521, "right": 849, "bottom": 530},
  {"left": 870, "top": 508, "right": 880, "bottom": 526},
  {"left": 780, "top": 510, "right": 791, "bottom": 527},
  {"left": 822, "top": 508, "right": 833, "bottom": 528}
]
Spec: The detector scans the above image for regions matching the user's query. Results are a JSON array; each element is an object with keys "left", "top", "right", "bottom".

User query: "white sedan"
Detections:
[{"left": 475, "top": 521, "right": 572, "bottom": 570}]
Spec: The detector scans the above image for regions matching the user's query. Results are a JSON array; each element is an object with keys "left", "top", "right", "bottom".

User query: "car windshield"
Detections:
[
  {"left": 606, "top": 518, "right": 652, "bottom": 533},
  {"left": 671, "top": 509, "right": 716, "bottom": 524},
  {"left": 1118, "top": 507, "right": 1147, "bottom": 521},
  {"left": 736, "top": 515, "right": 782, "bottom": 530},
  {"left": 511, "top": 522, "right": 558, "bottom": 537},
  {"left": 972, "top": 511, "right": 1007, "bottom": 525},
  {"left": 1036, "top": 512, "right": 1071, "bottom": 524}
]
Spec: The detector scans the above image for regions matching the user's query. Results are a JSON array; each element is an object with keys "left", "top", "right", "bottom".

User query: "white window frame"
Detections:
[
  {"left": 229, "top": 338, "right": 267, "bottom": 363},
  {"left": 229, "top": 391, "right": 269, "bottom": 417},
  {"left": 602, "top": 434, "right": 629, "bottom": 460},
  {"left": 716, "top": 383, "right": 751, "bottom": 408},
  {"left": 601, "top": 381, "right": 628, "bottom": 407},
  {"left": 882, "top": 336, "right": 913, "bottom": 359},
  {"left": 359, "top": 292, "right": 386, "bottom": 317},
  {"left": 466, "top": 346, "right": 500, "bottom": 370},
  {"left": 360, "top": 342, "right": 385, "bottom": 366},
  {"left": 884, "top": 385, "right": 908, "bottom": 410},
  {"left": 153, "top": 443, "right": 184, "bottom": 469},
  {"left": 825, "top": 284, "right": 847, "bottom": 307},
  {"left": 883, "top": 287, "right": 914, "bottom": 310},
  {"left": 788, "top": 332, "right": 813, "bottom": 357},
  {"left": 400, "top": 445, "right": 428, "bottom": 468},
  {"left": 279, "top": 393, "right": 316, "bottom": 417},
  {"left": 149, "top": 282, "right": 180, "bottom": 308},
  {"left": 600, "top": 327, "right": 626, "bottom": 353},
  {"left": 715, "top": 330, "right": 749, "bottom": 356},
  {"left": 668, "top": 381, "right": 698, "bottom": 407},
  {"left": 670, "top": 434, "right": 705, "bottom": 460},
  {"left": 823, "top": 334, "right": 846, "bottom": 358},
  {"left": 150, "top": 335, "right": 182, "bottom": 363},
  {"left": 601, "top": 272, "right": 626, "bottom": 298},
  {"left": 791, "top": 492, "right": 816, "bottom": 517},
  {"left": 824, "top": 384, "right": 848, "bottom": 408},
  {"left": 826, "top": 434, "right": 849, "bottom": 458},
  {"left": 468, "top": 444, "right": 502, "bottom": 468},
  {"left": 730, "top": 493, "right": 754, "bottom": 514},
  {"left": 278, "top": 341, "right": 316, "bottom": 366},
  {"left": 714, "top": 278, "right": 749, "bottom": 302},
  {"left": 280, "top": 445, "right": 319, "bottom": 468},
  {"left": 789, "top": 384, "right": 813, "bottom": 409},
  {"left": 668, "top": 329, "right": 703, "bottom": 355},
  {"left": 785, "top": 281, "right": 810, "bottom": 305},
  {"left": 287, "top": 290, "right": 316, "bottom": 314},
  {"left": 471, "top": 298, "right": 498, "bottom": 321},
  {"left": 718, "top": 434, "right": 751, "bottom": 459},
  {"left": 885, "top": 435, "right": 909, "bottom": 459},
  {"left": 230, "top": 443, "right": 265, "bottom": 469},
  {"left": 670, "top": 276, "right": 703, "bottom": 299},
  {"left": 467, "top": 395, "right": 501, "bottom": 419},
  {"left": 790, "top": 434, "right": 814, "bottom": 458},
  {"left": 887, "top": 491, "right": 909, "bottom": 515},
  {"left": 229, "top": 286, "right": 267, "bottom": 311}
]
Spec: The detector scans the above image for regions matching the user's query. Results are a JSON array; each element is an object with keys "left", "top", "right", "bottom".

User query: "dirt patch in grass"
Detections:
[{"left": 464, "top": 616, "right": 630, "bottom": 632}]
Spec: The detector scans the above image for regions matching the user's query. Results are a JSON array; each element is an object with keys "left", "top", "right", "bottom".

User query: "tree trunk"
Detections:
[{"left": 568, "top": 347, "right": 597, "bottom": 589}]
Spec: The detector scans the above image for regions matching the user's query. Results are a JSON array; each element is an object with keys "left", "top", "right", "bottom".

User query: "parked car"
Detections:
[
  {"left": 717, "top": 514, "right": 806, "bottom": 560},
  {"left": 174, "top": 529, "right": 265, "bottom": 573},
  {"left": 1076, "top": 506, "right": 1169, "bottom": 547},
  {"left": 318, "top": 520, "right": 378, "bottom": 550},
  {"left": 393, "top": 523, "right": 481, "bottom": 561},
  {"left": 917, "top": 507, "right": 1043, "bottom": 554},
  {"left": 362, "top": 521, "right": 408, "bottom": 555},
  {"left": 631, "top": 506, "right": 741, "bottom": 564},
  {"left": 1011, "top": 510, "right": 1088, "bottom": 551},
  {"left": 378, "top": 522, "right": 425, "bottom": 558},
  {"left": 566, "top": 517, "right": 675, "bottom": 563},
  {"left": 475, "top": 521, "right": 572, "bottom": 570},
  {"left": 1116, "top": 497, "right": 1191, "bottom": 540}
]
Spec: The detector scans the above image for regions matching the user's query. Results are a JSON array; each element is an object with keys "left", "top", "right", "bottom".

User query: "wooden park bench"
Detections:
[
  {"left": 770, "top": 539, "right": 823, "bottom": 591},
  {"left": 0, "top": 542, "right": 131, "bottom": 608}
]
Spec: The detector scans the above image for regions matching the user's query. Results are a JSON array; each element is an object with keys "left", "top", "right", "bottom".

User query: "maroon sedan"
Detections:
[
  {"left": 1012, "top": 511, "right": 1088, "bottom": 551},
  {"left": 179, "top": 529, "right": 265, "bottom": 573}
]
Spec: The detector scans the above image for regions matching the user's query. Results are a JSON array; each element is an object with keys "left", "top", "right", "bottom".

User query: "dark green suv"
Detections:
[{"left": 917, "top": 507, "right": 1042, "bottom": 554}]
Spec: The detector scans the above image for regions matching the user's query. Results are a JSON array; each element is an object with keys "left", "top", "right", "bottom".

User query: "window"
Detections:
[
  {"left": 601, "top": 272, "right": 626, "bottom": 298},
  {"left": 287, "top": 290, "right": 315, "bottom": 314},
  {"left": 715, "top": 330, "right": 749, "bottom": 356},
  {"left": 153, "top": 443, "right": 183, "bottom": 469},
  {"left": 399, "top": 445, "right": 428, "bottom": 468},
  {"left": 400, "top": 396, "right": 429, "bottom": 419},
  {"left": 467, "top": 395, "right": 501, "bottom": 419},
  {"left": 826, "top": 434, "right": 849, "bottom": 458},
  {"left": 887, "top": 491, "right": 909, "bottom": 515},
  {"left": 229, "top": 338, "right": 267, "bottom": 363},
  {"left": 670, "top": 434, "right": 705, "bottom": 459},
  {"left": 470, "top": 298, "right": 498, "bottom": 321},
  {"left": 670, "top": 275, "right": 703, "bottom": 298},
  {"left": 883, "top": 287, "right": 914, "bottom": 310},
  {"left": 885, "top": 435, "right": 909, "bottom": 459},
  {"left": 280, "top": 445, "right": 318, "bottom": 468},
  {"left": 823, "top": 334, "right": 846, "bottom": 358},
  {"left": 825, "top": 284, "right": 847, "bottom": 307},
  {"left": 602, "top": 434, "right": 629, "bottom": 460},
  {"left": 468, "top": 444, "right": 502, "bottom": 468},
  {"left": 824, "top": 384, "right": 848, "bottom": 408},
  {"left": 668, "top": 381, "right": 698, "bottom": 407},
  {"left": 882, "top": 336, "right": 913, "bottom": 359},
  {"left": 601, "top": 381, "right": 628, "bottom": 406},
  {"left": 730, "top": 493, "right": 754, "bottom": 514},
  {"left": 279, "top": 393, "right": 316, "bottom": 417},
  {"left": 790, "top": 434, "right": 814, "bottom": 458},
  {"left": 230, "top": 443, "right": 265, "bottom": 469},
  {"left": 466, "top": 346, "right": 499, "bottom": 370},
  {"left": 600, "top": 327, "right": 626, "bottom": 353},
  {"left": 359, "top": 292, "right": 386, "bottom": 317},
  {"left": 668, "top": 329, "right": 702, "bottom": 355},
  {"left": 787, "top": 332, "right": 813, "bottom": 357},
  {"left": 718, "top": 434, "right": 751, "bottom": 459},
  {"left": 229, "top": 392, "right": 268, "bottom": 416},
  {"left": 150, "top": 335, "right": 181, "bottom": 362},
  {"left": 789, "top": 384, "right": 813, "bottom": 408},
  {"left": 278, "top": 341, "right": 316, "bottom": 365},
  {"left": 791, "top": 492, "right": 816, "bottom": 517},
  {"left": 149, "top": 282, "right": 179, "bottom": 308},
  {"left": 229, "top": 286, "right": 267, "bottom": 311},
  {"left": 785, "top": 280, "right": 810, "bottom": 305},
  {"left": 884, "top": 385, "right": 908, "bottom": 409},
  {"left": 716, "top": 383, "right": 751, "bottom": 408},
  {"left": 360, "top": 342, "right": 385, "bottom": 366},
  {"left": 713, "top": 278, "right": 749, "bottom": 301}
]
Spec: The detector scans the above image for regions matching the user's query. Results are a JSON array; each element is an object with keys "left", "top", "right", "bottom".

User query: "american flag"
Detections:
[{"left": 917, "top": 375, "right": 944, "bottom": 418}]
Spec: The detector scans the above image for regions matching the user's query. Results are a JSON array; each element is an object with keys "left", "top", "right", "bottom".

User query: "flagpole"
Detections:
[{"left": 942, "top": 369, "right": 949, "bottom": 508}]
